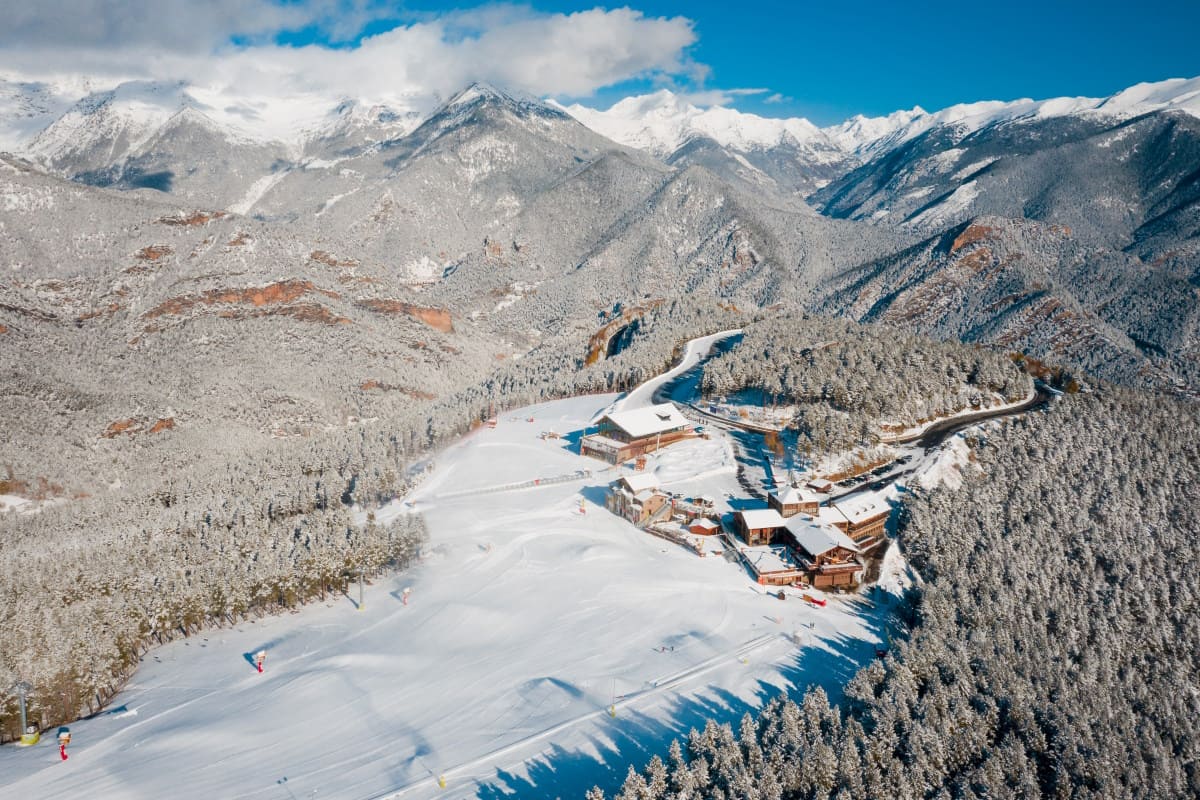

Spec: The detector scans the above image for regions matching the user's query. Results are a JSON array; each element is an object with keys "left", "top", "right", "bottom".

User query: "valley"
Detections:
[{"left": 3, "top": 328, "right": 1032, "bottom": 799}]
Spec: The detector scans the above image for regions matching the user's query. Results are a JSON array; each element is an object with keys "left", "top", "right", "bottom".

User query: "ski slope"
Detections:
[{"left": 0, "top": 393, "right": 901, "bottom": 800}]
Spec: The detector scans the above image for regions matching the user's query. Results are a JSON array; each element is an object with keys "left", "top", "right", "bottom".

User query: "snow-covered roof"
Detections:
[
  {"left": 737, "top": 508, "right": 787, "bottom": 530},
  {"left": 690, "top": 518, "right": 720, "bottom": 532},
  {"left": 740, "top": 544, "right": 801, "bottom": 573},
  {"left": 619, "top": 473, "right": 660, "bottom": 494},
  {"left": 827, "top": 493, "right": 891, "bottom": 525},
  {"left": 601, "top": 402, "right": 690, "bottom": 438},
  {"left": 771, "top": 484, "right": 819, "bottom": 506},
  {"left": 581, "top": 433, "right": 623, "bottom": 452},
  {"left": 806, "top": 477, "right": 834, "bottom": 491},
  {"left": 785, "top": 517, "right": 861, "bottom": 557}
]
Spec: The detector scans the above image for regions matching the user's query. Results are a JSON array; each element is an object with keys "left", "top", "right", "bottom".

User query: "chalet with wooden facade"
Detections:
[
  {"left": 606, "top": 474, "right": 670, "bottom": 525},
  {"left": 820, "top": 495, "right": 890, "bottom": 552},
  {"left": 768, "top": 483, "right": 822, "bottom": 518},
  {"left": 580, "top": 403, "right": 694, "bottom": 464},
  {"left": 734, "top": 508, "right": 788, "bottom": 547},
  {"left": 785, "top": 516, "right": 865, "bottom": 588}
]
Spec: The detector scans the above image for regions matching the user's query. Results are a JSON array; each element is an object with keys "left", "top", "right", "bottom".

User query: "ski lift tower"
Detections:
[
  {"left": 11, "top": 681, "right": 38, "bottom": 745},
  {"left": 357, "top": 564, "right": 365, "bottom": 611}
]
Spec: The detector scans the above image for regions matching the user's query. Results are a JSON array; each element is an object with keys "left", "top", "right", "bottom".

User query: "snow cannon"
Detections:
[
  {"left": 19, "top": 725, "right": 40, "bottom": 746},
  {"left": 802, "top": 593, "right": 827, "bottom": 608}
]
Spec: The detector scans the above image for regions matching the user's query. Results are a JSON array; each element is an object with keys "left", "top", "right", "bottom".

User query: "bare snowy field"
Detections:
[{"left": 0, "top": 394, "right": 902, "bottom": 800}]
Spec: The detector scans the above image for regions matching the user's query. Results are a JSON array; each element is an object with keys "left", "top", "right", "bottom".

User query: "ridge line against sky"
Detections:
[{"left": 0, "top": 1, "right": 1198, "bottom": 125}]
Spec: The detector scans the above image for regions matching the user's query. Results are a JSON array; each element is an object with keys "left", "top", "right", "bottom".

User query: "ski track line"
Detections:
[{"left": 369, "top": 631, "right": 785, "bottom": 799}]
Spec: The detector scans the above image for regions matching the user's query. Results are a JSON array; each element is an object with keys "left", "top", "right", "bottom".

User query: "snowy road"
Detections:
[
  {"left": 606, "top": 328, "right": 742, "bottom": 414},
  {"left": 0, "top": 393, "right": 897, "bottom": 800}
]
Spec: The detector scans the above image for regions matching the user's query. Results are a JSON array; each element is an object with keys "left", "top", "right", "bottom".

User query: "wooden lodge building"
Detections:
[
  {"left": 606, "top": 474, "right": 670, "bottom": 525},
  {"left": 784, "top": 516, "right": 865, "bottom": 588},
  {"left": 734, "top": 508, "right": 788, "bottom": 547},
  {"left": 733, "top": 506, "right": 865, "bottom": 587},
  {"left": 580, "top": 402, "right": 694, "bottom": 464},
  {"left": 820, "top": 495, "right": 890, "bottom": 552},
  {"left": 768, "top": 483, "right": 821, "bottom": 518}
]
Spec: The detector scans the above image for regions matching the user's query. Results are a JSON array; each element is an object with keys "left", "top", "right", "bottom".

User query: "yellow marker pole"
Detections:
[{"left": 438, "top": 775, "right": 447, "bottom": 789}]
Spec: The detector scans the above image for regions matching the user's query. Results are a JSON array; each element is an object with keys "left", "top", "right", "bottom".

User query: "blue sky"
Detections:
[
  {"left": 3, "top": 1, "right": 1198, "bottom": 126},
  {"left": 270, "top": 0, "right": 1200, "bottom": 123}
]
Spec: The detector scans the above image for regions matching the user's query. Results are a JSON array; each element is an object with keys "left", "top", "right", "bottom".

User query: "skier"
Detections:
[
  {"left": 402, "top": 587, "right": 412, "bottom": 606},
  {"left": 58, "top": 728, "right": 71, "bottom": 761},
  {"left": 255, "top": 649, "right": 267, "bottom": 673}
]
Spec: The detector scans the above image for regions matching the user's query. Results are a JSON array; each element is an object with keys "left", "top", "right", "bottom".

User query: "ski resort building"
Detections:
[
  {"left": 806, "top": 477, "right": 835, "bottom": 493},
  {"left": 579, "top": 402, "right": 694, "bottom": 464},
  {"left": 768, "top": 483, "right": 822, "bottom": 518},
  {"left": 606, "top": 474, "right": 670, "bottom": 525},
  {"left": 821, "top": 495, "right": 890, "bottom": 551},
  {"left": 734, "top": 508, "right": 788, "bottom": 547},
  {"left": 738, "top": 544, "right": 806, "bottom": 586},
  {"left": 785, "top": 516, "right": 865, "bottom": 588},
  {"left": 729, "top": 507, "right": 867, "bottom": 587}
]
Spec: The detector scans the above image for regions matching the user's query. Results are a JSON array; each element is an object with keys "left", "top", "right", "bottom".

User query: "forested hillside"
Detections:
[
  {"left": 599, "top": 387, "right": 1200, "bottom": 799},
  {"left": 0, "top": 299, "right": 740, "bottom": 740},
  {"left": 701, "top": 314, "right": 1032, "bottom": 450}
]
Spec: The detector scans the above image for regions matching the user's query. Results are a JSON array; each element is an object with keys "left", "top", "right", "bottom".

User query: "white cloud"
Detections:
[
  {"left": 0, "top": 3, "right": 703, "bottom": 141},
  {"left": 0, "top": 0, "right": 309, "bottom": 52},
  {"left": 676, "top": 87, "right": 771, "bottom": 107}
]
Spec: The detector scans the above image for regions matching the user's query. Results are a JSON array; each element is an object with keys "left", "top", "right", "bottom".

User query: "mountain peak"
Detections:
[
  {"left": 444, "top": 82, "right": 517, "bottom": 109},
  {"left": 555, "top": 91, "right": 826, "bottom": 157}
]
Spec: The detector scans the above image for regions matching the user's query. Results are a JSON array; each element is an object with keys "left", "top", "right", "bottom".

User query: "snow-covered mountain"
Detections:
[
  {"left": 553, "top": 90, "right": 833, "bottom": 156},
  {"left": 300, "top": 98, "right": 422, "bottom": 160},
  {"left": 26, "top": 81, "right": 205, "bottom": 173},
  {"left": 553, "top": 90, "right": 854, "bottom": 197},
  {"left": 560, "top": 76, "right": 1200, "bottom": 174},
  {"left": 0, "top": 75, "right": 92, "bottom": 152},
  {"left": 826, "top": 78, "right": 1200, "bottom": 159},
  {"left": 3, "top": 73, "right": 1198, "bottom": 393},
  {"left": 9, "top": 73, "right": 1200, "bottom": 207}
]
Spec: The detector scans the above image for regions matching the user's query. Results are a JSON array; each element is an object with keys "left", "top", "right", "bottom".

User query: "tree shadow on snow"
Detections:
[
  {"left": 560, "top": 429, "right": 587, "bottom": 455},
  {"left": 472, "top": 627, "right": 885, "bottom": 799},
  {"left": 579, "top": 484, "right": 611, "bottom": 507}
]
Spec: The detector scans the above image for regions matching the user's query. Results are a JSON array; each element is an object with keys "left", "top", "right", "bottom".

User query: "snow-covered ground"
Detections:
[{"left": 0, "top": 393, "right": 900, "bottom": 800}]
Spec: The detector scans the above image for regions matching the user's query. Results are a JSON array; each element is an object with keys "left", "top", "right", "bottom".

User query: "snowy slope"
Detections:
[
  {"left": 0, "top": 75, "right": 90, "bottom": 152},
  {"left": 26, "top": 81, "right": 198, "bottom": 170},
  {"left": 0, "top": 393, "right": 896, "bottom": 800}
]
